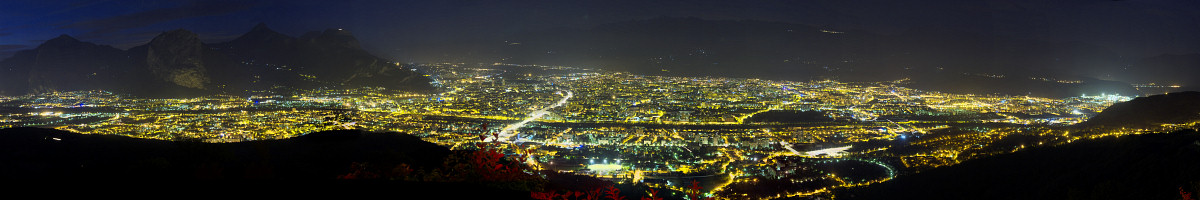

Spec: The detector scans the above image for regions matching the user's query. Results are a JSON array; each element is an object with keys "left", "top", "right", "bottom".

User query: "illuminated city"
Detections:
[
  {"left": 2, "top": 1, "right": 1199, "bottom": 199},
  {"left": 3, "top": 63, "right": 1192, "bottom": 198}
]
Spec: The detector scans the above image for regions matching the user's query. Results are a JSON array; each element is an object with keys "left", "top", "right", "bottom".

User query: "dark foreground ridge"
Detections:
[
  {"left": 0, "top": 127, "right": 531, "bottom": 197},
  {"left": 835, "top": 129, "right": 1200, "bottom": 200},
  {"left": 0, "top": 127, "right": 447, "bottom": 179},
  {"left": 1077, "top": 91, "right": 1200, "bottom": 129}
]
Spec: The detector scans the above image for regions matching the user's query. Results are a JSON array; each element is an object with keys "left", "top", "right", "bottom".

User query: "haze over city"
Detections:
[{"left": 0, "top": 1, "right": 1198, "bottom": 199}]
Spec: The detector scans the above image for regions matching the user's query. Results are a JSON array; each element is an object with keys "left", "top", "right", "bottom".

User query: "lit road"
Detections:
[
  {"left": 779, "top": 141, "right": 801, "bottom": 155},
  {"left": 493, "top": 90, "right": 573, "bottom": 142},
  {"left": 803, "top": 145, "right": 853, "bottom": 157}
]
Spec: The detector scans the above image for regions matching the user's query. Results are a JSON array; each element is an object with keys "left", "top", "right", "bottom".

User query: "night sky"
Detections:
[{"left": 2, "top": 0, "right": 1198, "bottom": 61}]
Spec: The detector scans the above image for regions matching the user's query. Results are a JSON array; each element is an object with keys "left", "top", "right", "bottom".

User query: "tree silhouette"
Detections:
[{"left": 339, "top": 131, "right": 544, "bottom": 191}]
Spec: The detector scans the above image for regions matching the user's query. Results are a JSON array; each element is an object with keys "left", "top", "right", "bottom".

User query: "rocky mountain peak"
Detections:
[
  {"left": 2, "top": 25, "right": 433, "bottom": 97},
  {"left": 34, "top": 35, "right": 100, "bottom": 52},
  {"left": 251, "top": 22, "right": 271, "bottom": 32},
  {"left": 42, "top": 34, "right": 81, "bottom": 46},
  {"left": 143, "top": 29, "right": 209, "bottom": 90}
]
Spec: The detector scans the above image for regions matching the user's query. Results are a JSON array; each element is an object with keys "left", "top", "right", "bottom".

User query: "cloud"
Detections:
[
  {"left": 60, "top": 1, "right": 257, "bottom": 37},
  {"left": 0, "top": 32, "right": 10, "bottom": 37}
]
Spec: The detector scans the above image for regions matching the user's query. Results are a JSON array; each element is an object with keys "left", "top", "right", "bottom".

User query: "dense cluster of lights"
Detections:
[{"left": 1, "top": 63, "right": 1189, "bottom": 199}]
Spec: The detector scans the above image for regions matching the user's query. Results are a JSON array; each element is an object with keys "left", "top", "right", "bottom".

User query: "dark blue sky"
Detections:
[{"left": 2, "top": 0, "right": 1198, "bottom": 59}]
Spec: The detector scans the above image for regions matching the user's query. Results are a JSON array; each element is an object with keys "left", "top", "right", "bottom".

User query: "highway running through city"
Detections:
[{"left": 494, "top": 90, "right": 574, "bottom": 142}]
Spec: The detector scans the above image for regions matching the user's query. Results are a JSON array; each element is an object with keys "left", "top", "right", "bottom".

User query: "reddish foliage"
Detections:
[
  {"left": 531, "top": 191, "right": 557, "bottom": 200},
  {"left": 532, "top": 184, "right": 678, "bottom": 200},
  {"left": 457, "top": 133, "right": 539, "bottom": 184},
  {"left": 685, "top": 180, "right": 714, "bottom": 200},
  {"left": 1183, "top": 187, "right": 1195, "bottom": 200},
  {"left": 641, "top": 189, "right": 662, "bottom": 200},
  {"left": 582, "top": 187, "right": 602, "bottom": 200},
  {"left": 340, "top": 126, "right": 544, "bottom": 191},
  {"left": 604, "top": 185, "right": 624, "bottom": 200},
  {"left": 337, "top": 162, "right": 379, "bottom": 179},
  {"left": 687, "top": 180, "right": 703, "bottom": 200}
]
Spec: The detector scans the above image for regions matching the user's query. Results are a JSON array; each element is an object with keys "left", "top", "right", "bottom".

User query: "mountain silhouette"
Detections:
[
  {"left": 213, "top": 23, "right": 433, "bottom": 92},
  {"left": 837, "top": 129, "right": 1200, "bottom": 200},
  {"left": 0, "top": 24, "right": 433, "bottom": 97},
  {"left": 1077, "top": 91, "right": 1200, "bottom": 129},
  {"left": 0, "top": 35, "right": 134, "bottom": 95},
  {"left": 402, "top": 17, "right": 1154, "bottom": 97}
]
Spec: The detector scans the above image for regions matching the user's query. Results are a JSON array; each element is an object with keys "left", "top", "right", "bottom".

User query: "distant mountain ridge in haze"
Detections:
[
  {"left": 0, "top": 35, "right": 132, "bottom": 95},
  {"left": 1125, "top": 53, "right": 1200, "bottom": 86},
  {"left": 403, "top": 17, "right": 1159, "bottom": 97},
  {"left": 1078, "top": 91, "right": 1200, "bottom": 128},
  {"left": 406, "top": 17, "right": 1106, "bottom": 79},
  {"left": 0, "top": 23, "right": 433, "bottom": 97}
]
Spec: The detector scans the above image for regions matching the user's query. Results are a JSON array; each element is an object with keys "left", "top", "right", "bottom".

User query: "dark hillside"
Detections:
[
  {"left": 837, "top": 130, "right": 1200, "bottom": 200},
  {"left": 1078, "top": 91, "right": 1200, "bottom": 129},
  {"left": 0, "top": 128, "right": 449, "bottom": 180}
]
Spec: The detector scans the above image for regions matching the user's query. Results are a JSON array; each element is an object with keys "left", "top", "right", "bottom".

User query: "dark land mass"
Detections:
[
  {"left": 0, "top": 127, "right": 692, "bottom": 199},
  {"left": 0, "top": 127, "right": 530, "bottom": 198},
  {"left": 1077, "top": 91, "right": 1200, "bottom": 129},
  {"left": 0, "top": 127, "right": 450, "bottom": 179},
  {"left": 0, "top": 23, "right": 433, "bottom": 98},
  {"left": 832, "top": 129, "right": 1200, "bottom": 200},
  {"left": 745, "top": 110, "right": 834, "bottom": 123}
]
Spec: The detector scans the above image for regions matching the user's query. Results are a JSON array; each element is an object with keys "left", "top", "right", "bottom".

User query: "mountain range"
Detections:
[
  {"left": 398, "top": 17, "right": 1197, "bottom": 97},
  {"left": 0, "top": 23, "right": 433, "bottom": 97},
  {"left": 4, "top": 18, "right": 1195, "bottom": 98}
]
